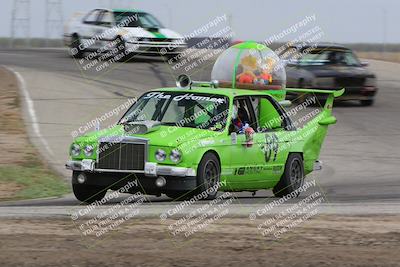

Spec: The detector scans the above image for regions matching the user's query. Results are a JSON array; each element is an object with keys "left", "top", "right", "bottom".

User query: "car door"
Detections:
[
  {"left": 95, "top": 10, "right": 116, "bottom": 49},
  {"left": 228, "top": 96, "right": 271, "bottom": 190},
  {"left": 251, "top": 95, "right": 293, "bottom": 184},
  {"left": 80, "top": 9, "right": 103, "bottom": 50}
]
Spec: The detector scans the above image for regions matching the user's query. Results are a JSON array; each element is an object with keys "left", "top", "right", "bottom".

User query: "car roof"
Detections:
[
  {"left": 151, "top": 87, "right": 282, "bottom": 98},
  {"left": 112, "top": 8, "right": 145, "bottom": 13},
  {"left": 289, "top": 42, "right": 350, "bottom": 50}
]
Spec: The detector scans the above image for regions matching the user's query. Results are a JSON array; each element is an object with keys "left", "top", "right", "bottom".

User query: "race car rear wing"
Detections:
[{"left": 284, "top": 88, "right": 345, "bottom": 110}]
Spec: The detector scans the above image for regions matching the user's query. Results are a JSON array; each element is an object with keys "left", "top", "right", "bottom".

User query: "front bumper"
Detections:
[
  {"left": 126, "top": 40, "right": 187, "bottom": 55},
  {"left": 67, "top": 160, "right": 197, "bottom": 193},
  {"left": 65, "top": 160, "right": 196, "bottom": 177}
]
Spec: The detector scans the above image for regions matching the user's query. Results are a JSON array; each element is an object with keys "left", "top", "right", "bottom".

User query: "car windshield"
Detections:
[
  {"left": 297, "top": 49, "right": 362, "bottom": 66},
  {"left": 119, "top": 92, "right": 229, "bottom": 131},
  {"left": 114, "top": 11, "right": 163, "bottom": 28}
]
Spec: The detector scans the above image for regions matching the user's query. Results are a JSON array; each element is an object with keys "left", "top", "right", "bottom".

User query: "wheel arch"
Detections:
[
  {"left": 288, "top": 151, "right": 303, "bottom": 159},
  {"left": 201, "top": 150, "right": 221, "bottom": 169}
]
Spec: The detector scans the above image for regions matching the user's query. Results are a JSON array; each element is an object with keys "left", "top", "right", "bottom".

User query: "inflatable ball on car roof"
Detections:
[{"left": 211, "top": 41, "right": 286, "bottom": 90}]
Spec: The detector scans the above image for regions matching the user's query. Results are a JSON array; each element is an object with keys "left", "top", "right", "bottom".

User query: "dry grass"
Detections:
[
  {"left": 0, "top": 67, "right": 68, "bottom": 200},
  {"left": 356, "top": 51, "right": 400, "bottom": 63}
]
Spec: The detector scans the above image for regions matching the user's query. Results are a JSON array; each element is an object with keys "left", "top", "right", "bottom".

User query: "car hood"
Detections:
[
  {"left": 75, "top": 124, "right": 220, "bottom": 147},
  {"left": 118, "top": 27, "right": 184, "bottom": 39},
  {"left": 300, "top": 65, "right": 375, "bottom": 78}
]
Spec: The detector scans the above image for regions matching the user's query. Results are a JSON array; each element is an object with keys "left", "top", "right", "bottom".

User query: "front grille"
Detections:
[
  {"left": 97, "top": 142, "right": 145, "bottom": 171},
  {"left": 138, "top": 37, "right": 175, "bottom": 42},
  {"left": 336, "top": 77, "right": 365, "bottom": 87}
]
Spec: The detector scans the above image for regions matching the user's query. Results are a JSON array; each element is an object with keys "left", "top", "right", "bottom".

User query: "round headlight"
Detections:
[
  {"left": 155, "top": 149, "right": 166, "bottom": 162},
  {"left": 84, "top": 145, "right": 94, "bottom": 157},
  {"left": 170, "top": 149, "right": 182, "bottom": 163},
  {"left": 70, "top": 143, "right": 81, "bottom": 157}
]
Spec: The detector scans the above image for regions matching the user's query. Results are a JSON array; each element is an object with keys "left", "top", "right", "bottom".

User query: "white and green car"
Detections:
[{"left": 64, "top": 8, "right": 186, "bottom": 59}]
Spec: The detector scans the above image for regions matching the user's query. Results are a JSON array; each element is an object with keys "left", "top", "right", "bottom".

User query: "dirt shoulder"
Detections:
[
  {"left": 357, "top": 51, "right": 400, "bottom": 64},
  {"left": 0, "top": 67, "right": 69, "bottom": 200},
  {"left": 0, "top": 215, "right": 399, "bottom": 267}
]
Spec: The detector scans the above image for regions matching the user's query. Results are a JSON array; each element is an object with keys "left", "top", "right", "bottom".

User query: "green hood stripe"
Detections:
[{"left": 149, "top": 31, "right": 166, "bottom": 38}]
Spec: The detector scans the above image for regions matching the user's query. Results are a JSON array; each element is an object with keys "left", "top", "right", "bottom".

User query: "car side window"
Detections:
[
  {"left": 97, "top": 11, "right": 114, "bottom": 27},
  {"left": 250, "top": 96, "right": 291, "bottom": 132},
  {"left": 343, "top": 52, "right": 361, "bottom": 66},
  {"left": 230, "top": 97, "right": 257, "bottom": 134},
  {"left": 83, "top": 10, "right": 101, "bottom": 25}
]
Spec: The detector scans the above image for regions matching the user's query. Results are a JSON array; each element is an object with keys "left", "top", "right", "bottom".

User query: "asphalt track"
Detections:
[{"left": 0, "top": 48, "right": 399, "bottom": 216}]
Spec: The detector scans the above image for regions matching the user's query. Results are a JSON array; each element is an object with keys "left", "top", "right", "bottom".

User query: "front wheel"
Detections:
[
  {"left": 273, "top": 153, "right": 305, "bottom": 198},
  {"left": 196, "top": 152, "right": 220, "bottom": 200},
  {"left": 114, "top": 36, "right": 129, "bottom": 62},
  {"left": 72, "top": 184, "right": 107, "bottom": 204},
  {"left": 72, "top": 172, "right": 107, "bottom": 203}
]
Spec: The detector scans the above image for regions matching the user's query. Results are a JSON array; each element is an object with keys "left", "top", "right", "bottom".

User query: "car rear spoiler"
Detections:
[{"left": 284, "top": 88, "right": 345, "bottom": 110}]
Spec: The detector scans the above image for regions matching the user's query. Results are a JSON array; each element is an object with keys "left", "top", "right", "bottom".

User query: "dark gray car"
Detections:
[{"left": 281, "top": 43, "right": 377, "bottom": 106}]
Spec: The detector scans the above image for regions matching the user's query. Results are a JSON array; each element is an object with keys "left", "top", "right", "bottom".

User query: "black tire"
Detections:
[
  {"left": 166, "top": 53, "right": 181, "bottom": 62},
  {"left": 70, "top": 34, "right": 84, "bottom": 59},
  {"left": 165, "top": 191, "right": 191, "bottom": 201},
  {"left": 298, "top": 78, "right": 305, "bottom": 88},
  {"left": 72, "top": 172, "right": 107, "bottom": 204},
  {"left": 114, "top": 36, "right": 129, "bottom": 62},
  {"left": 72, "top": 184, "right": 107, "bottom": 204},
  {"left": 361, "top": 99, "right": 374, "bottom": 106},
  {"left": 273, "top": 153, "right": 305, "bottom": 198},
  {"left": 196, "top": 152, "right": 220, "bottom": 200}
]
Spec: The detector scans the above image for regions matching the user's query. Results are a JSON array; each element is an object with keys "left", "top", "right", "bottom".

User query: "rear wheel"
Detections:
[
  {"left": 70, "top": 34, "right": 84, "bottom": 58},
  {"left": 273, "top": 153, "right": 305, "bottom": 198},
  {"left": 361, "top": 99, "right": 374, "bottom": 106},
  {"left": 298, "top": 78, "right": 305, "bottom": 88}
]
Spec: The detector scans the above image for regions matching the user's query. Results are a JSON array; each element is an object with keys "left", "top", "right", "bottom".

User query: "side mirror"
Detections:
[
  {"left": 278, "top": 100, "right": 292, "bottom": 107},
  {"left": 361, "top": 61, "right": 369, "bottom": 67},
  {"left": 319, "top": 116, "right": 337, "bottom": 126}
]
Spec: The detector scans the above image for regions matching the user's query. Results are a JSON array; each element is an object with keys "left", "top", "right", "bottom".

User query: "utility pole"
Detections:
[
  {"left": 10, "top": 0, "right": 31, "bottom": 48},
  {"left": 382, "top": 8, "right": 387, "bottom": 55},
  {"left": 45, "top": 0, "right": 63, "bottom": 47}
]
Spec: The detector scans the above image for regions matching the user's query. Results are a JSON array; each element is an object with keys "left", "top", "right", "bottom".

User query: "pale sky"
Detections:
[{"left": 1, "top": 0, "right": 399, "bottom": 43}]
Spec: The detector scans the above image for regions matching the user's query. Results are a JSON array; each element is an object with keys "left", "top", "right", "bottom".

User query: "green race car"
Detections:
[{"left": 66, "top": 42, "right": 343, "bottom": 203}]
